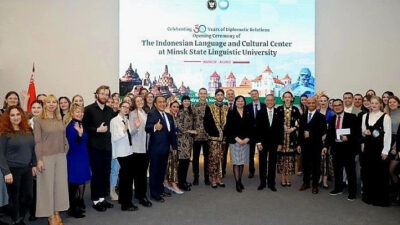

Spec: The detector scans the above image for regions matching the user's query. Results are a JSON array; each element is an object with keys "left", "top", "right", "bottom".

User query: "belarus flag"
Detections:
[{"left": 27, "top": 63, "right": 37, "bottom": 113}]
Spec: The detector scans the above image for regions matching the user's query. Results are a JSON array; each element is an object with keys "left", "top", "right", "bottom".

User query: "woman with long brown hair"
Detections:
[
  {"left": 34, "top": 95, "right": 69, "bottom": 224},
  {"left": 0, "top": 106, "right": 36, "bottom": 225}
]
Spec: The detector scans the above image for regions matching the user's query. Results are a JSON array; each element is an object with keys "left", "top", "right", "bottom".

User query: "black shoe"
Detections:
[
  {"left": 92, "top": 202, "right": 107, "bottom": 212},
  {"left": 236, "top": 183, "right": 242, "bottom": 192},
  {"left": 347, "top": 194, "right": 356, "bottom": 201},
  {"left": 329, "top": 190, "right": 343, "bottom": 196},
  {"left": 138, "top": 198, "right": 152, "bottom": 207},
  {"left": 18, "top": 220, "right": 26, "bottom": 225},
  {"left": 68, "top": 209, "right": 86, "bottom": 218},
  {"left": 185, "top": 182, "right": 192, "bottom": 187},
  {"left": 193, "top": 177, "right": 199, "bottom": 186},
  {"left": 161, "top": 192, "right": 171, "bottom": 197},
  {"left": 239, "top": 182, "right": 244, "bottom": 190},
  {"left": 179, "top": 184, "right": 191, "bottom": 191},
  {"left": 204, "top": 180, "right": 211, "bottom": 185},
  {"left": 248, "top": 173, "right": 254, "bottom": 178},
  {"left": 211, "top": 183, "right": 218, "bottom": 188},
  {"left": 151, "top": 196, "right": 165, "bottom": 203},
  {"left": 217, "top": 183, "right": 226, "bottom": 188},
  {"left": 269, "top": 186, "right": 277, "bottom": 192},
  {"left": 121, "top": 204, "right": 138, "bottom": 211},
  {"left": 257, "top": 184, "right": 266, "bottom": 190},
  {"left": 28, "top": 215, "right": 37, "bottom": 221},
  {"left": 102, "top": 200, "right": 114, "bottom": 208}
]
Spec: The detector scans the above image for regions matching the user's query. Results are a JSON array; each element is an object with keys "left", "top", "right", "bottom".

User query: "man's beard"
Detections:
[{"left": 97, "top": 97, "right": 107, "bottom": 104}]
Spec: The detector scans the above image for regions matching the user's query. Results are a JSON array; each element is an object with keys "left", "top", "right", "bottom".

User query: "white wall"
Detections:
[{"left": 0, "top": 0, "right": 399, "bottom": 104}]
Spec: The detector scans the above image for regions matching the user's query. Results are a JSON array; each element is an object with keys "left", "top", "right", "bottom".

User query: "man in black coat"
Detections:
[
  {"left": 244, "top": 89, "right": 266, "bottom": 178},
  {"left": 83, "top": 85, "right": 117, "bottom": 211},
  {"left": 298, "top": 96, "right": 327, "bottom": 194},
  {"left": 256, "top": 94, "right": 283, "bottom": 191},
  {"left": 323, "top": 99, "right": 358, "bottom": 200}
]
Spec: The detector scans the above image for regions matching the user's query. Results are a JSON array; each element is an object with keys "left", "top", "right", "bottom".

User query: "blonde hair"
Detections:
[
  {"left": 41, "top": 94, "right": 62, "bottom": 120},
  {"left": 72, "top": 94, "right": 84, "bottom": 106},
  {"left": 64, "top": 103, "right": 84, "bottom": 124}
]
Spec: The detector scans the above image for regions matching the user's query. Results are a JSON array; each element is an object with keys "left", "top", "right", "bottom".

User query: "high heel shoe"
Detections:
[
  {"left": 239, "top": 182, "right": 244, "bottom": 190},
  {"left": 236, "top": 182, "right": 242, "bottom": 192}
]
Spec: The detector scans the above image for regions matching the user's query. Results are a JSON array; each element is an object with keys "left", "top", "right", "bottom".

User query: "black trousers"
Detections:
[
  {"left": 222, "top": 144, "right": 229, "bottom": 176},
  {"left": 132, "top": 153, "right": 149, "bottom": 199},
  {"left": 117, "top": 154, "right": 135, "bottom": 207},
  {"left": 6, "top": 167, "right": 33, "bottom": 222},
  {"left": 178, "top": 159, "right": 190, "bottom": 187},
  {"left": 332, "top": 145, "right": 357, "bottom": 195},
  {"left": 29, "top": 177, "right": 36, "bottom": 217},
  {"left": 68, "top": 183, "right": 81, "bottom": 211},
  {"left": 259, "top": 147, "right": 277, "bottom": 187},
  {"left": 302, "top": 147, "right": 321, "bottom": 187},
  {"left": 249, "top": 141, "right": 256, "bottom": 175},
  {"left": 89, "top": 149, "right": 112, "bottom": 201},
  {"left": 192, "top": 141, "right": 209, "bottom": 181}
]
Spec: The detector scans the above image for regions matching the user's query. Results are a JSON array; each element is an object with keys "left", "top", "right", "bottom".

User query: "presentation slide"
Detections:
[{"left": 119, "top": 0, "right": 315, "bottom": 101}]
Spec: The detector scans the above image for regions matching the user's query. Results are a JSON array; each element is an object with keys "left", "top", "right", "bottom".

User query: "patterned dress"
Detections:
[
  {"left": 277, "top": 105, "right": 300, "bottom": 175},
  {"left": 204, "top": 103, "right": 228, "bottom": 181},
  {"left": 165, "top": 114, "right": 179, "bottom": 183},
  {"left": 176, "top": 109, "right": 195, "bottom": 160}
]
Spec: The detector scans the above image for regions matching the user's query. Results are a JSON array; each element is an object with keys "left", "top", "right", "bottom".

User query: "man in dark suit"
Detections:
[
  {"left": 323, "top": 99, "right": 357, "bottom": 200},
  {"left": 298, "top": 96, "right": 327, "bottom": 194},
  {"left": 222, "top": 89, "right": 235, "bottom": 178},
  {"left": 145, "top": 96, "right": 177, "bottom": 202},
  {"left": 244, "top": 89, "right": 266, "bottom": 178},
  {"left": 256, "top": 94, "right": 283, "bottom": 191}
]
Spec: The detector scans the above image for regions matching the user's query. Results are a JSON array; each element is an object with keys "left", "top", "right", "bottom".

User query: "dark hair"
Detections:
[
  {"left": 215, "top": 88, "right": 224, "bottom": 96},
  {"left": 198, "top": 87, "right": 207, "bottom": 93},
  {"left": 95, "top": 85, "right": 111, "bottom": 96},
  {"left": 169, "top": 100, "right": 179, "bottom": 109},
  {"left": 111, "top": 92, "right": 119, "bottom": 98},
  {"left": 382, "top": 91, "right": 394, "bottom": 98},
  {"left": 3, "top": 91, "right": 21, "bottom": 109},
  {"left": 30, "top": 100, "right": 43, "bottom": 108},
  {"left": 58, "top": 96, "right": 71, "bottom": 108},
  {"left": 179, "top": 96, "right": 192, "bottom": 114},
  {"left": 343, "top": 92, "right": 353, "bottom": 98},
  {"left": 36, "top": 93, "right": 47, "bottom": 99},
  {"left": 332, "top": 99, "right": 344, "bottom": 105},
  {"left": 354, "top": 93, "right": 363, "bottom": 98},
  {"left": 365, "top": 89, "right": 376, "bottom": 96},
  {"left": 119, "top": 101, "right": 131, "bottom": 108},
  {"left": 234, "top": 95, "right": 246, "bottom": 109},
  {"left": 154, "top": 96, "right": 165, "bottom": 103}
]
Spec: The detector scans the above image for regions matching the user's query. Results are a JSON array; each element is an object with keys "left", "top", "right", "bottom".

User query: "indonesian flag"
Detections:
[{"left": 27, "top": 63, "right": 37, "bottom": 113}]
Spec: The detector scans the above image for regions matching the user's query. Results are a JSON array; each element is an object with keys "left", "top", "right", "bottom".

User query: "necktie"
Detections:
[
  {"left": 229, "top": 103, "right": 233, "bottom": 110},
  {"left": 308, "top": 112, "right": 312, "bottom": 123},
  {"left": 268, "top": 110, "right": 273, "bottom": 125},
  {"left": 161, "top": 112, "right": 170, "bottom": 131},
  {"left": 122, "top": 119, "right": 132, "bottom": 146},
  {"left": 336, "top": 115, "right": 341, "bottom": 129},
  {"left": 254, "top": 103, "right": 258, "bottom": 119}
]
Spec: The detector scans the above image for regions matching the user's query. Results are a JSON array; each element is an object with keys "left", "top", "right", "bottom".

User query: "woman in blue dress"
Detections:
[{"left": 65, "top": 103, "right": 91, "bottom": 218}]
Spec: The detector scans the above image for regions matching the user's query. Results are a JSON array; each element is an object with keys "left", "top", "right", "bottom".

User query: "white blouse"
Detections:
[
  {"left": 110, "top": 114, "right": 133, "bottom": 159},
  {"left": 361, "top": 111, "right": 392, "bottom": 155},
  {"left": 129, "top": 109, "right": 147, "bottom": 154}
]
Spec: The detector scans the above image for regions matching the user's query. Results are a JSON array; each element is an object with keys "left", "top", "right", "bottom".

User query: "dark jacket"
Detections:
[
  {"left": 224, "top": 109, "right": 252, "bottom": 144},
  {"left": 256, "top": 107, "right": 284, "bottom": 148},
  {"left": 82, "top": 102, "right": 116, "bottom": 152},
  {"left": 325, "top": 112, "right": 358, "bottom": 154},
  {"left": 145, "top": 110, "right": 177, "bottom": 154},
  {"left": 244, "top": 102, "right": 266, "bottom": 139},
  {"left": 298, "top": 111, "right": 327, "bottom": 151}
]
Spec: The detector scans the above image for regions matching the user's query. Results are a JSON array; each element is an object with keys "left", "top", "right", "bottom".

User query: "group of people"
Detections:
[{"left": 0, "top": 86, "right": 399, "bottom": 225}]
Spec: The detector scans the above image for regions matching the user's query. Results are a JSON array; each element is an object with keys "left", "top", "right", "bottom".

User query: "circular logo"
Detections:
[
  {"left": 218, "top": 0, "right": 229, "bottom": 10},
  {"left": 372, "top": 129, "right": 380, "bottom": 138},
  {"left": 207, "top": 0, "right": 217, "bottom": 10}
]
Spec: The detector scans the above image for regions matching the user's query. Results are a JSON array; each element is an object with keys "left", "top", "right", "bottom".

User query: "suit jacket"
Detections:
[
  {"left": 298, "top": 111, "right": 327, "bottom": 151},
  {"left": 224, "top": 109, "right": 252, "bottom": 144},
  {"left": 325, "top": 112, "right": 358, "bottom": 153},
  {"left": 256, "top": 107, "right": 284, "bottom": 149},
  {"left": 244, "top": 102, "right": 266, "bottom": 139},
  {"left": 145, "top": 110, "right": 177, "bottom": 154}
]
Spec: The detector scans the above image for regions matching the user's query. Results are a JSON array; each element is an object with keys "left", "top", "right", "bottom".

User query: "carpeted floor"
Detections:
[{"left": 4, "top": 161, "right": 400, "bottom": 225}]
